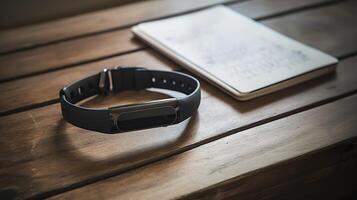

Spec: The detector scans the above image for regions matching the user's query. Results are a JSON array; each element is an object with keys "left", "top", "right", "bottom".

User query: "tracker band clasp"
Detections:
[
  {"left": 99, "top": 67, "right": 146, "bottom": 95},
  {"left": 98, "top": 68, "right": 111, "bottom": 95}
]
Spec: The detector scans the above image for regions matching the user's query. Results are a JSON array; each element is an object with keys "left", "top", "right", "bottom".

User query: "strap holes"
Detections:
[
  {"left": 180, "top": 81, "right": 185, "bottom": 87},
  {"left": 78, "top": 87, "right": 83, "bottom": 95},
  {"left": 187, "top": 84, "right": 192, "bottom": 91},
  {"left": 172, "top": 80, "right": 176, "bottom": 85},
  {"left": 163, "top": 79, "right": 167, "bottom": 83},
  {"left": 152, "top": 77, "right": 156, "bottom": 83}
]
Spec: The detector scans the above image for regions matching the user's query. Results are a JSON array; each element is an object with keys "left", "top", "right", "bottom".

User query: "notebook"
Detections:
[{"left": 132, "top": 5, "right": 338, "bottom": 100}]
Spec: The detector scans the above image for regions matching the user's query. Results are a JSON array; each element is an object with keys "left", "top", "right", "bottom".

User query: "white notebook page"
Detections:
[{"left": 135, "top": 6, "right": 337, "bottom": 93}]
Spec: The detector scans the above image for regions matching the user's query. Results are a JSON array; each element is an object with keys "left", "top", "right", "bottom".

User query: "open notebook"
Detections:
[{"left": 132, "top": 5, "right": 338, "bottom": 100}]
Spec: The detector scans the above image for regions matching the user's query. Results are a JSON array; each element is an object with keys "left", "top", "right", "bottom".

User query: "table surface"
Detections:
[{"left": 0, "top": 0, "right": 357, "bottom": 199}]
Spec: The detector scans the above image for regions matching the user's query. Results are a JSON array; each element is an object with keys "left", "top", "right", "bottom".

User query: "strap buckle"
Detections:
[
  {"left": 98, "top": 67, "right": 146, "bottom": 95},
  {"left": 98, "top": 68, "right": 112, "bottom": 95}
]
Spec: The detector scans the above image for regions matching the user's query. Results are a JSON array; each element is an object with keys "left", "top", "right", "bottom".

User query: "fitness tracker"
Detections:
[{"left": 59, "top": 67, "right": 201, "bottom": 134}]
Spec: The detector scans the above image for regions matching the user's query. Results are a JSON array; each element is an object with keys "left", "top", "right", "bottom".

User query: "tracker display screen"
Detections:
[{"left": 116, "top": 106, "right": 177, "bottom": 131}]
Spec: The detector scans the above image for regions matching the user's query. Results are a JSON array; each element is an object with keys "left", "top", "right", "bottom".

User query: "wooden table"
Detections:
[{"left": 1, "top": 0, "right": 357, "bottom": 199}]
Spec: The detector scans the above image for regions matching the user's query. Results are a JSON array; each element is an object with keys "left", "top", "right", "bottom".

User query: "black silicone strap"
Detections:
[{"left": 60, "top": 67, "right": 200, "bottom": 133}]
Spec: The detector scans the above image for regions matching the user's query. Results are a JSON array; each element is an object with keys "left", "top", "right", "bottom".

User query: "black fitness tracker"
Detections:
[{"left": 59, "top": 67, "right": 201, "bottom": 134}]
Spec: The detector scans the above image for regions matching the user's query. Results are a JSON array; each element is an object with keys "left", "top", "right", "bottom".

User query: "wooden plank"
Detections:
[
  {"left": 1, "top": 53, "right": 357, "bottom": 198},
  {"left": 0, "top": 0, "right": 338, "bottom": 82},
  {"left": 0, "top": 0, "right": 233, "bottom": 54},
  {"left": 1, "top": 0, "right": 356, "bottom": 114},
  {"left": 187, "top": 158, "right": 357, "bottom": 200},
  {"left": 0, "top": 29, "right": 143, "bottom": 82},
  {"left": 50, "top": 94, "right": 357, "bottom": 200},
  {"left": 262, "top": 0, "right": 357, "bottom": 58},
  {"left": 0, "top": 0, "right": 142, "bottom": 29}
]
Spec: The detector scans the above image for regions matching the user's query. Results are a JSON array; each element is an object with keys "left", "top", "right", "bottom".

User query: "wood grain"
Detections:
[
  {"left": 0, "top": 0, "right": 339, "bottom": 82},
  {"left": 0, "top": 29, "right": 143, "bottom": 82},
  {"left": 0, "top": 0, "right": 233, "bottom": 54},
  {"left": 50, "top": 93, "right": 357, "bottom": 200},
  {"left": 1, "top": 53, "right": 357, "bottom": 198},
  {"left": 188, "top": 158, "right": 357, "bottom": 200},
  {"left": 1, "top": 0, "right": 356, "bottom": 114},
  {"left": 262, "top": 0, "right": 357, "bottom": 58}
]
